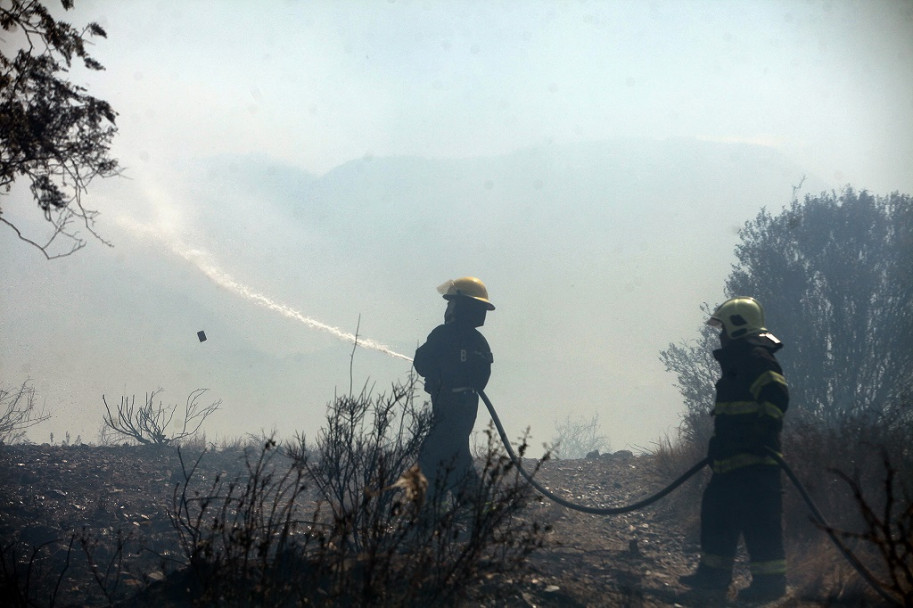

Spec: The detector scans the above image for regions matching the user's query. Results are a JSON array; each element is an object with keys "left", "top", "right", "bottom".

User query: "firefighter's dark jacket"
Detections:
[
  {"left": 413, "top": 321, "right": 493, "bottom": 397},
  {"left": 708, "top": 334, "right": 788, "bottom": 474}
]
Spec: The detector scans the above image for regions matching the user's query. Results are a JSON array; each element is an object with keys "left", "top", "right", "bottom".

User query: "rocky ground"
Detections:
[{"left": 0, "top": 444, "right": 883, "bottom": 607}]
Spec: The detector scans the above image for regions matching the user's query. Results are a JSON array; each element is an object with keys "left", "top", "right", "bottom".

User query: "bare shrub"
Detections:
[
  {"left": 0, "top": 381, "right": 50, "bottom": 444},
  {"left": 0, "top": 527, "right": 144, "bottom": 608},
  {"left": 169, "top": 438, "right": 316, "bottom": 606},
  {"left": 102, "top": 388, "right": 220, "bottom": 446},
  {"left": 168, "top": 378, "right": 549, "bottom": 606},
  {"left": 0, "top": 538, "right": 72, "bottom": 608},
  {"left": 551, "top": 412, "right": 610, "bottom": 459},
  {"left": 76, "top": 528, "right": 137, "bottom": 606},
  {"left": 293, "top": 379, "right": 430, "bottom": 552}
]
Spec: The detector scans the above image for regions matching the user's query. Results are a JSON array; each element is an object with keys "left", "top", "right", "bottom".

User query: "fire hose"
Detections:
[
  {"left": 765, "top": 448, "right": 900, "bottom": 606},
  {"left": 478, "top": 389, "right": 708, "bottom": 515},
  {"left": 479, "top": 389, "right": 901, "bottom": 605}
]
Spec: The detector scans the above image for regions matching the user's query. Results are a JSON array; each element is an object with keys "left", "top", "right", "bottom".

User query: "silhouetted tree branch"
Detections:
[{"left": 1, "top": 0, "right": 119, "bottom": 258}]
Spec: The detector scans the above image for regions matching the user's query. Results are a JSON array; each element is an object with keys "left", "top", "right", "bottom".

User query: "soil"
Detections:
[{"left": 0, "top": 444, "right": 872, "bottom": 607}]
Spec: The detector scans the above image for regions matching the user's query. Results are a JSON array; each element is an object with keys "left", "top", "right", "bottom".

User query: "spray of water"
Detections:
[{"left": 120, "top": 218, "right": 414, "bottom": 362}]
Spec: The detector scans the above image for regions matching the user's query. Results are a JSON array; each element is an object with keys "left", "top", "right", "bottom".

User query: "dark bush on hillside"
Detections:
[
  {"left": 169, "top": 379, "right": 549, "bottom": 606},
  {"left": 0, "top": 526, "right": 144, "bottom": 608},
  {"left": 663, "top": 188, "right": 913, "bottom": 443}
]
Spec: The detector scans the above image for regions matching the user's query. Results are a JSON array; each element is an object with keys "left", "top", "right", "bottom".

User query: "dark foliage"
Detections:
[
  {"left": 662, "top": 187, "right": 913, "bottom": 432},
  {"left": 726, "top": 188, "right": 913, "bottom": 426}
]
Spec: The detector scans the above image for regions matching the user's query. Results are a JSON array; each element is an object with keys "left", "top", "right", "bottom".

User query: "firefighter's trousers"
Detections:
[
  {"left": 699, "top": 465, "right": 786, "bottom": 580},
  {"left": 417, "top": 390, "right": 480, "bottom": 498}
]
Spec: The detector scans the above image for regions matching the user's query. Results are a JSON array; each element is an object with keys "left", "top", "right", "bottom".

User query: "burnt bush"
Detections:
[
  {"left": 0, "top": 527, "right": 149, "bottom": 608},
  {"left": 102, "top": 389, "right": 221, "bottom": 446},
  {"left": 168, "top": 378, "right": 549, "bottom": 606}
]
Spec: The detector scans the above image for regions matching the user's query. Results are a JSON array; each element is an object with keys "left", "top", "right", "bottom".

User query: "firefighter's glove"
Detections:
[{"left": 423, "top": 379, "right": 442, "bottom": 396}]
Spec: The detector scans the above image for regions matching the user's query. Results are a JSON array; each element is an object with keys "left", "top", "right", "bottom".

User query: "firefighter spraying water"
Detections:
[{"left": 412, "top": 277, "right": 495, "bottom": 504}]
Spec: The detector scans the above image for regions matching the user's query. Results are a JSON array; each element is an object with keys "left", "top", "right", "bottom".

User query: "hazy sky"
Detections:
[
  {"left": 2, "top": 0, "right": 912, "bottom": 452},
  {"left": 73, "top": 0, "right": 913, "bottom": 189}
]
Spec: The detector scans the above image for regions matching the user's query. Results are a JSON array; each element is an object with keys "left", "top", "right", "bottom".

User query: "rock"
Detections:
[{"left": 606, "top": 449, "right": 634, "bottom": 461}]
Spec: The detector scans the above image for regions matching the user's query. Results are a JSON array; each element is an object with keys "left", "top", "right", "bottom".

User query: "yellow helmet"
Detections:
[
  {"left": 708, "top": 296, "right": 766, "bottom": 339},
  {"left": 437, "top": 276, "right": 495, "bottom": 310}
]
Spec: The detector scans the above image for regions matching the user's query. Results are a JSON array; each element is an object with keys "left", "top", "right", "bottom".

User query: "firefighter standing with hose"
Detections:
[
  {"left": 414, "top": 277, "right": 495, "bottom": 503},
  {"left": 679, "top": 297, "right": 790, "bottom": 602}
]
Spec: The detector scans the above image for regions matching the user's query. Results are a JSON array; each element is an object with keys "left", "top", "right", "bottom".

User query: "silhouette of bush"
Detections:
[
  {"left": 168, "top": 378, "right": 549, "bottom": 605},
  {"left": 102, "top": 388, "right": 220, "bottom": 446},
  {"left": 0, "top": 528, "right": 141, "bottom": 608},
  {"left": 0, "top": 538, "right": 66, "bottom": 607}
]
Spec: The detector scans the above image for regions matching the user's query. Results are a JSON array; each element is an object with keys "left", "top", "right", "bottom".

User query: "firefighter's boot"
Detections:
[
  {"left": 738, "top": 573, "right": 786, "bottom": 603},
  {"left": 678, "top": 564, "right": 731, "bottom": 591}
]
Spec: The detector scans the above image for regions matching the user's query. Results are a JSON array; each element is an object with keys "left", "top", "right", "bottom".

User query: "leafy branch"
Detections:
[{"left": 1, "top": 0, "right": 119, "bottom": 257}]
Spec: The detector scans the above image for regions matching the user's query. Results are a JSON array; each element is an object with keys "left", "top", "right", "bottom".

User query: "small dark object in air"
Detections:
[{"left": 197, "top": 331, "right": 207, "bottom": 342}]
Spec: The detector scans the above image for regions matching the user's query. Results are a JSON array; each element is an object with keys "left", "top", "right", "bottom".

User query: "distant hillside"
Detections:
[{"left": 1, "top": 137, "right": 821, "bottom": 450}]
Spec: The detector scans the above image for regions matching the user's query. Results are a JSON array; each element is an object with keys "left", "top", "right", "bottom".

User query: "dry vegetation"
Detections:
[{"left": 1, "top": 387, "right": 910, "bottom": 607}]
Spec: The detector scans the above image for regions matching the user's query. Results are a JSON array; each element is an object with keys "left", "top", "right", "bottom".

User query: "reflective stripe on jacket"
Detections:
[{"left": 709, "top": 337, "right": 788, "bottom": 474}]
